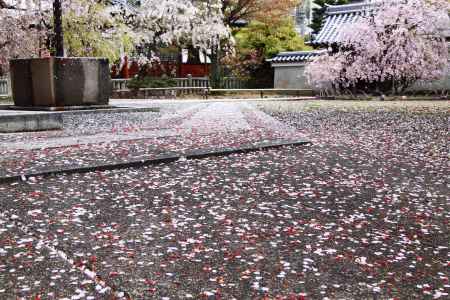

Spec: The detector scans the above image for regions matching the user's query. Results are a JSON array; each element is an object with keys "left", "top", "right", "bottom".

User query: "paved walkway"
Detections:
[
  {"left": 0, "top": 102, "right": 297, "bottom": 150},
  {"left": 0, "top": 101, "right": 305, "bottom": 178}
]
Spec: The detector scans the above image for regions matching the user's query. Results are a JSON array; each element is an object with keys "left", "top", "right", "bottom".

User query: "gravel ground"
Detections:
[
  {"left": 0, "top": 100, "right": 449, "bottom": 299},
  {"left": 0, "top": 219, "right": 104, "bottom": 299}
]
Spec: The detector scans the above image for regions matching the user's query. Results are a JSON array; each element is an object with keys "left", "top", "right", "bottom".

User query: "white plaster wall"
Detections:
[{"left": 274, "top": 65, "right": 311, "bottom": 89}]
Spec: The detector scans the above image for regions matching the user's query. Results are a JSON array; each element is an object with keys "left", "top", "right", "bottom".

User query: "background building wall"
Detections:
[{"left": 274, "top": 65, "right": 311, "bottom": 89}]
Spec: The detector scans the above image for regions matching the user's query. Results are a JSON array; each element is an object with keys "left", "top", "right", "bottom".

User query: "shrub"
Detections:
[{"left": 127, "top": 77, "right": 177, "bottom": 90}]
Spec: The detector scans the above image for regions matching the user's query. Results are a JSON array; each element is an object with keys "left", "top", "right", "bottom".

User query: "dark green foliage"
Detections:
[
  {"left": 228, "top": 19, "right": 310, "bottom": 88},
  {"left": 246, "top": 62, "right": 274, "bottom": 89},
  {"left": 310, "top": 0, "right": 348, "bottom": 35},
  {"left": 127, "top": 77, "right": 177, "bottom": 89},
  {"left": 235, "top": 19, "right": 310, "bottom": 59}
]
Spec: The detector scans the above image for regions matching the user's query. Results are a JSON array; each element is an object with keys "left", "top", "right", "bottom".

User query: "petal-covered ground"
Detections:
[
  {"left": 0, "top": 102, "right": 302, "bottom": 178},
  {"left": 0, "top": 100, "right": 448, "bottom": 299}
]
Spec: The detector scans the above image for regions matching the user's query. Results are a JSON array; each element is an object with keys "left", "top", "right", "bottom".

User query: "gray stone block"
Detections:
[
  {"left": 30, "top": 58, "right": 55, "bottom": 106},
  {"left": 9, "top": 57, "right": 111, "bottom": 107},
  {"left": 9, "top": 60, "right": 33, "bottom": 107},
  {"left": 0, "top": 114, "right": 63, "bottom": 133}
]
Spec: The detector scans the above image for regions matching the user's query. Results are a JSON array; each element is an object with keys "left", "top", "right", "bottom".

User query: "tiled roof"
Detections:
[
  {"left": 110, "top": 0, "right": 138, "bottom": 13},
  {"left": 314, "top": 2, "right": 373, "bottom": 45},
  {"left": 270, "top": 50, "right": 327, "bottom": 64}
]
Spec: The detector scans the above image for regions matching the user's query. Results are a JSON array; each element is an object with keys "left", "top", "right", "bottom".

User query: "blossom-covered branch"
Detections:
[
  {"left": 0, "top": 0, "right": 231, "bottom": 74},
  {"left": 305, "top": 0, "right": 450, "bottom": 95}
]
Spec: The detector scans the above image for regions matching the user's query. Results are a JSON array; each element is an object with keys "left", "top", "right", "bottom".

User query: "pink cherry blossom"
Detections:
[
  {"left": 305, "top": 0, "right": 450, "bottom": 95},
  {"left": 0, "top": 0, "right": 230, "bottom": 73}
]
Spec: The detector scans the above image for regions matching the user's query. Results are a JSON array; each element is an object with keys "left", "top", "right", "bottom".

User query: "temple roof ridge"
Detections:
[{"left": 325, "top": 2, "right": 374, "bottom": 15}]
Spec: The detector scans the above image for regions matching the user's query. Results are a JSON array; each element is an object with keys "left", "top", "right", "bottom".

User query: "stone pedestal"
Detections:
[{"left": 9, "top": 57, "right": 111, "bottom": 107}]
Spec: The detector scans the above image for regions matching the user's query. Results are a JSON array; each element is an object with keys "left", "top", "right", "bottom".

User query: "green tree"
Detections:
[
  {"left": 63, "top": 0, "right": 135, "bottom": 63},
  {"left": 235, "top": 19, "right": 310, "bottom": 58},
  {"left": 226, "top": 18, "right": 311, "bottom": 87}
]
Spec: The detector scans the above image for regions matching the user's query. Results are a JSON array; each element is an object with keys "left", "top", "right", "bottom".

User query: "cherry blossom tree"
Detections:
[
  {"left": 0, "top": 0, "right": 231, "bottom": 74},
  {"left": 221, "top": 0, "right": 300, "bottom": 26},
  {"left": 63, "top": 0, "right": 135, "bottom": 63},
  {"left": 132, "top": 0, "right": 230, "bottom": 51},
  {"left": 0, "top": 0, "right": 129, "bottom": 73},
  {"left": 0, "top": 1, "right": 48, "bottom": 74},
  {"left": 305, "top": 0, "right": 450, "bottom": 95}
]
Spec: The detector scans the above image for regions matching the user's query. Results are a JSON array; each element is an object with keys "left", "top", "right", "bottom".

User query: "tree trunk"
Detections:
[
  {"left": 53, "top": 0, "right": 64, "bottom": 57},
  {"left": 210, "top": 46, "right": 221, "bottom": 88}
]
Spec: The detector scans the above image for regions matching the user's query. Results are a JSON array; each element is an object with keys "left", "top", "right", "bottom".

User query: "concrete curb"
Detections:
[
  {"left": 0, "top": 106, "right": 160, "bottom": 115},
  {"left": 53, "top": 107, "right": 160, "bottom": 116},
  {"left": 0, "top": 139, "right": 310, "bottom": 184},
  {"left": 0, "top": 107, "right": 160, "bottom": 133},
  {"left": 0, "top": 113, "right": 63, "bottom": 133}
]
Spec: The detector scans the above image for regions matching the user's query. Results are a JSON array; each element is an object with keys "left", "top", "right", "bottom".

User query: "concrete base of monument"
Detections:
[
  {"left": 0, "top": 105, "right": 160, "bottom": 133},
  {"left": 8, "top": 104, "right": 116, "bottom": 111},
  {"left": 9, "top": 57, "right": 111, "bottom": 107},
  {"left": 0, "top": 113, "right": 63, "bottom": 133}
]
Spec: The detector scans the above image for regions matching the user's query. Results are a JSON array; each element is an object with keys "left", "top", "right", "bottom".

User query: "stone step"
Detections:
[{"left": 0, "top": 113, "right": 63, "bottom": 133}]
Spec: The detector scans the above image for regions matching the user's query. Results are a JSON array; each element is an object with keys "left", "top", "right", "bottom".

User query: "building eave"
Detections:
[
  {"left": 270, "top": 50, "right": 327, "bottom": 67},
  {"left": 272, "top": 62, "right": 307, "bottom": 68}
]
